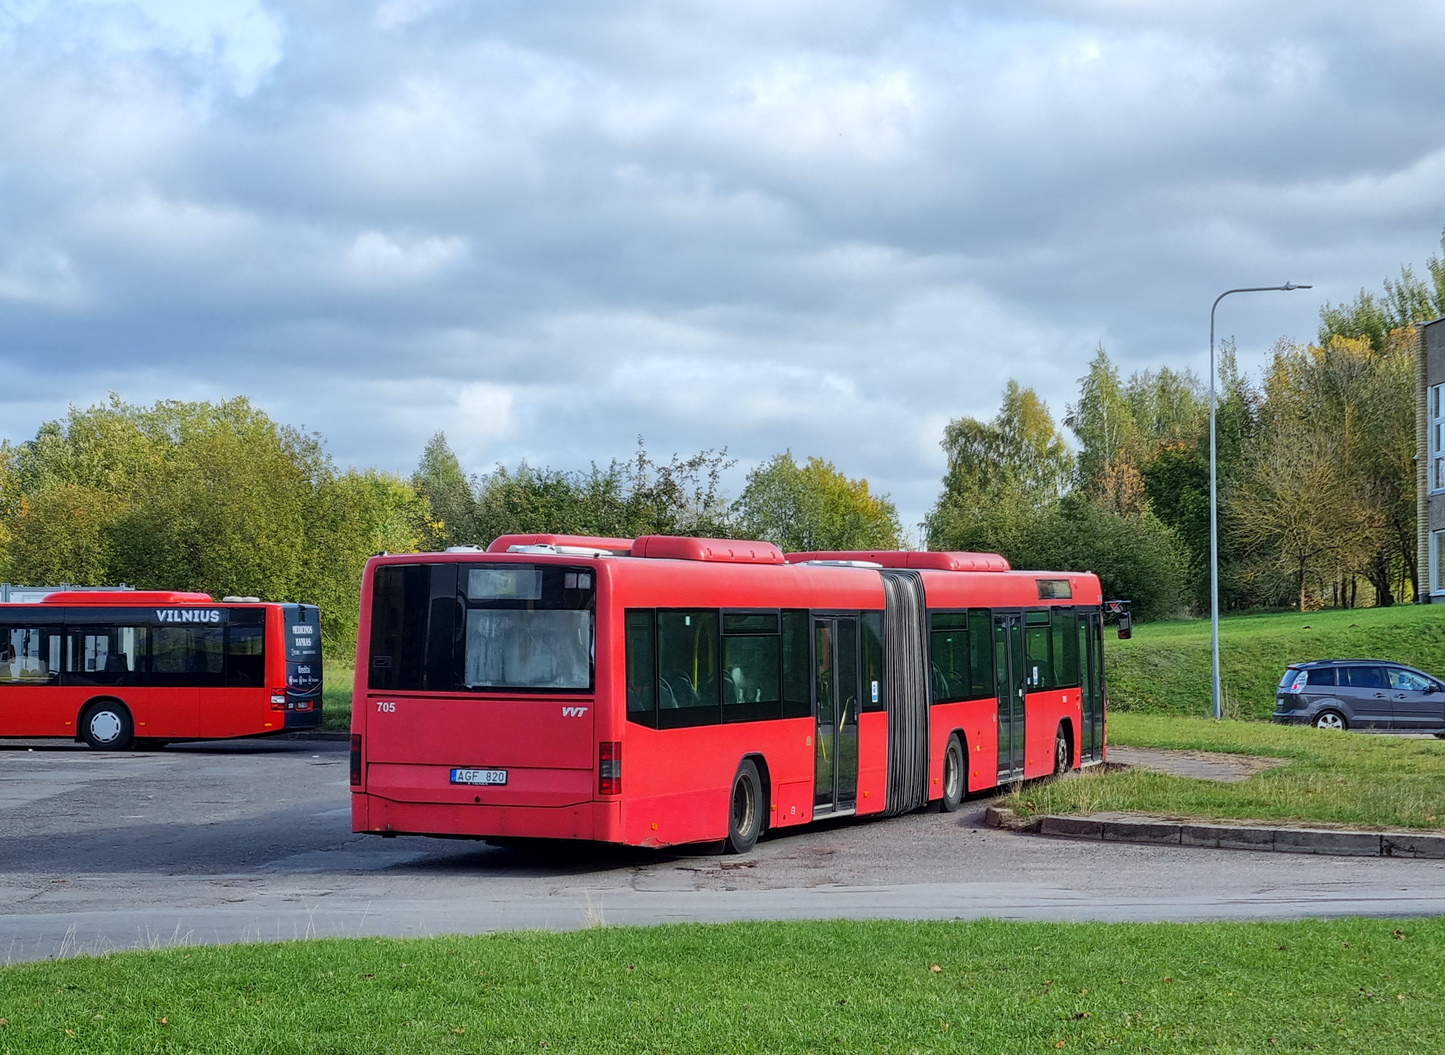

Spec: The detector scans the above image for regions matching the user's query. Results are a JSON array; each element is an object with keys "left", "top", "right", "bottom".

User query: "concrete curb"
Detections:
[{"left": 982, "top": 806, "right": 1445, "bottom": 859}]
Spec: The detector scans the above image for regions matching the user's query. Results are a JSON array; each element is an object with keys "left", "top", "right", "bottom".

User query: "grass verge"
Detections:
[
  {"left": 1108, "top": 604, "right": 1445, "bottom": 719},
  {"left": 1002, "top": 712, "right": 1445, "bottom": 829},
  {"left": 2, "top": 918, "right": 1443, "bottom": 1053},
  {"left": 321, "top": 657, "right": 353, "bottom": 731}
]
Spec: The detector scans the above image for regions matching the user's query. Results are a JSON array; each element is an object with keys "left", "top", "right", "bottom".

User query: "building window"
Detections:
[
  {"left": 1431, "top": 384, "right": 1445, "bottom": 493},
  {"left": 1433, "top": 531, "right": 1445, "bottom": 596}
]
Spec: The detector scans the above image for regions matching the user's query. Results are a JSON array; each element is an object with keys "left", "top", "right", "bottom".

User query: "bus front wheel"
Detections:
[
  {"left": 81, "top": 702, "right": 135, "bottom": 751},
  {"left": 724, "top": 760, "right": 763, "bottom": 855}
]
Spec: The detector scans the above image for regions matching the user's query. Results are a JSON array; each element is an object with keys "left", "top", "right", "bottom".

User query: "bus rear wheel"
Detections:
[
  {"left": 940, "top": 735, "right": 965, "bottom": 812},
  {"left": 1053, "top": 725, "right": 1071, "bottom": 776},
  {"left": 81, "top": 702, "right": 135, "bottom": 751},
  {"left": 724, "top": 760, "right": 763, "bottom": 855}
]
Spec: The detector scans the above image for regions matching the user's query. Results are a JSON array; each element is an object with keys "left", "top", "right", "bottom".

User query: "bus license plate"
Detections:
[{"left": 451, "top": 768, "right": 507, "bottom": 786}]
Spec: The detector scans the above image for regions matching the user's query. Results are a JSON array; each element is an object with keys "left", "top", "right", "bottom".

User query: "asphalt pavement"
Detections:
[{"left": 2, "top": 737, "right": 1444, "bottom": 963}]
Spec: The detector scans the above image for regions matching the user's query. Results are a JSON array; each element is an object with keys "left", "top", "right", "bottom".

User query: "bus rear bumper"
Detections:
[
  {"left": 284, "top": 707, "right": 323, "bottom": 730},
  {"left": 353, "top": 795, "right": 620, "bottom": 843}
]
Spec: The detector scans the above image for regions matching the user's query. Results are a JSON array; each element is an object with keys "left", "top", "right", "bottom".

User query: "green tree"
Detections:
[
  {"left": 0, "top": 395, "right": 428, "bottom": 652},
  {"left": 927, "top": 382, "right": 1074, "bottom": 553},
  {"left": 412, "top": 432, "right": 478, "bottom": 549},
  {"left": 304, "top": 469, "right": 430, "bottom": 653},
  {"left": 471, "top": 442, "right": 735, "bottom": 545},
  {"left": 1230, "top": 420, "right": 1383, "bottom": 610},
  {"left": 733, "top": 452, "right": 901, "bottom": 552},
  {"left": 1065, "top": 347, "right": 1141, "bottom": 498},
  {"left": 1319, "top": 228, "right": 1445, "bottom": 350},
  {"left": 105, "top": 399, "right": 326, "bottom": 601},
  {"left": 1031, "top": 498, "right": 1187, "bottom": 621}
]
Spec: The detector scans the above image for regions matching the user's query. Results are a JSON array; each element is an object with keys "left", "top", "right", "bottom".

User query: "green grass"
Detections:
[
  {"left": 2, "top": 918, "right": 1443, "bottom": 1053},
  {"left": 321, "top": 657, "right": 353, "bottom": 731},
  {"left": 1003, "top": 712, "right": 1445, "bottom": 829},
  {"left": 1108, "top": 605, "right": 1445, "bottom": 719}
]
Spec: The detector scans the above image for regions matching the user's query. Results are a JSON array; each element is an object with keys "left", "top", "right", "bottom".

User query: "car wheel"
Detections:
[
  {"left": 81, "top": 702, "right": 135, "bottom": 750},
  {"left": 1313, "top": 709, "right": 1347, "bottom": 731},
  {"left": 1053, "top": 724, "right": 1072, "bottom": 775},
  {"left": 940, "top": 735, "right": 965, "bottom": 812},
  {"left": 724, "top": 760, "right": 763, "bottom": 855}
]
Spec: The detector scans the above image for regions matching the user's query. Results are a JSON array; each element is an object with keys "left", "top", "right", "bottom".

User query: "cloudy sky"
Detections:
[{"left": 4, "top": 1, "right": 1445, "bottom": 535}]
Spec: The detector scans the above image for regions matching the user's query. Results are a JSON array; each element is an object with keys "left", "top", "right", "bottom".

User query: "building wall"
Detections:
[{"left": 1423, "top": 319, "right": 1445, "bottom": 600}]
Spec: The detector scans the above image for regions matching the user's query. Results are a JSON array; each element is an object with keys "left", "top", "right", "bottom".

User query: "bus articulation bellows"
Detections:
[
  {"left": 0, "top": 592, "right": 323, "bottom": 749},
  {"left": 350, "top": 535, "right": 1106, "bottom": 853}
]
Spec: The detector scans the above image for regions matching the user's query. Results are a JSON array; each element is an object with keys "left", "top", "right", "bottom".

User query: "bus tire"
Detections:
[
  {"left": 1053, "top": 724, "right": 1071, "bottom": 776},
  {"left": 940, "top": 734, "right": 965, "bottom": 812},
  {"left": 724, "top": 759, "right": 763, "bottom": 855},
  {"left": 80, "top": 701, "right": 135, "bottom": 751}
]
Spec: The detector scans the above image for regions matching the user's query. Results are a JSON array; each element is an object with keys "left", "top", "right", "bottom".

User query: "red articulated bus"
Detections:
[
  {"left": 350, "top": 534, "right": 1106, "bottom": 853},
  {"left": 0, "top": 592, "right": 323, "bottom": 750}
]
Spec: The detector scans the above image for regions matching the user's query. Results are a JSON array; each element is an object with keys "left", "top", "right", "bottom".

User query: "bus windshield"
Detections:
[
  {"left": 463, "top": 565, "right": 592, "bottom": 690},
  {"left": 368, "top": 562, "right": 595, "bottom": 693}
]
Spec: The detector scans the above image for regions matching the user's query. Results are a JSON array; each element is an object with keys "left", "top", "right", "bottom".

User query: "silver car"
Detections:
[{"left": 1272, "top": 659, "right": 1445, "bottom": 735}]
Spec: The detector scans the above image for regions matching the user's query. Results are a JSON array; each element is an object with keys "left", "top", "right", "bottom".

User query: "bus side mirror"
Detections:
[{"left": 1116, "top": 612, "right": 1132, "bottom": 640}]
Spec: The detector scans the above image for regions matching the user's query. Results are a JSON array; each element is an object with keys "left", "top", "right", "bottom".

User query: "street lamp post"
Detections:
[{"left": 1209, "top": 284, "right": 1311, "bottom": 720}]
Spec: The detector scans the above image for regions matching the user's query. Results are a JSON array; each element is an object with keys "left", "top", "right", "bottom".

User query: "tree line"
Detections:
[
  {"left": 929, "top": 232, "right": 1445, "bottom": 620},
  {"left": 0, "top": 403, "right": 900, "bottom": 653},
  {"left": 2, "top": 233, "right": 1439, "bottom": 649}
]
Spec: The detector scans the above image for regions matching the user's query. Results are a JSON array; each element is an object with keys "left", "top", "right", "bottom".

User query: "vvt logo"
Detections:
[{"left": 561, "top": 706, "right": 589, "bottom": 718}]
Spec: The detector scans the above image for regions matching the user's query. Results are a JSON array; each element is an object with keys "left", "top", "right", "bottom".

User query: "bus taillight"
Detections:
[
  {"left": 350, "top": 734, "right": 363, "bottom": 787},
  {"left": 599, "top": 741, "right": 622, "bottom": 796},
  {"left": 270, "top": 691, "right": 288, "bottom": 711}
]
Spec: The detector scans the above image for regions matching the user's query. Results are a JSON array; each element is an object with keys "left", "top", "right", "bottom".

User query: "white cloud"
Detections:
[
  {"left": 3, "top": 1, "right": 1445, "bottom": 539},
  {"left": 344, "top": 230, "right": 469, "bottom": 284},
  {"left": 0, "top": 247, "right": 83, "bottom": 306}
]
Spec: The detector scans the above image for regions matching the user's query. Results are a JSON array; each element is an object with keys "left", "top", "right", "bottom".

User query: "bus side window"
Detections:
[
  {"left": 1051, "top": 608, "right": 1079, "bottom": 688},
  {"left": 0, "top": 626, "right": 60, "bottom": 684},
  {"left": 860, "top": 611, "right": 884, "bottom": 712},
  {"left": 656, "top": 610, "right": 720, "bottom": 728},
  {"left": 625, "top": 610, "right": 657, "bottom": 728},
  {"left": 929, "top": 612, "right": 970, "bottom": 703},
  {"left": 150, "top": 627, "right": 224, "bottom": 687},
  {"left": 225, "top": 626, "right": 265, "bottom": 687},
  {"left": 967, "top": 610, "right": 993, "bottom": 698},
  {"left": 720, "top": 611, "right": 781, "bottom": 723},
  {"left": 781, "top": 610, "right": 811, "bottom": 719},
  {"left": 64, "top": 627, "right": 146, "bottom": 687},
  {"left": 1024, "top": 610, "right": 1052, "bottom": 689}
]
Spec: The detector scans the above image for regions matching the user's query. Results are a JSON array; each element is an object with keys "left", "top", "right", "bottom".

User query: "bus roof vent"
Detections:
[
  {"left": 221, "top": 596, "right": 262, "bottom": 603},
  {"left": 443, "top": 545, "right": 486, "bottom": 553},
  {"left": 487, "top": 533, "right": 634, "bottom": 557},
  {"left": 631, "top": 535, "right": 786, "bottom": 564},
  {"left": 786, "top": 550, "right": 1011, "bottom": 572},
  {"left": 793, "top": 559, "right": 884, "bottom": 569},
  {"left": 42, "top": 590, "right": 217, "bottom": 606}
]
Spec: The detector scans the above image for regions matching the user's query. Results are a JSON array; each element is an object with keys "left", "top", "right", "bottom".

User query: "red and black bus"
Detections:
[
  {"left": 350, "top": 534, "right": 1106, "bottom": 853},
  {"left": 0, "top": 592, "right": 322, "bottom": 749}
]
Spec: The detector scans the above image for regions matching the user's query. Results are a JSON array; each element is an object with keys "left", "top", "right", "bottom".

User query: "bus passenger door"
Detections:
[
  {"left": 994, "top": 613, "right": 1027, "bottom": 782},
  {"left": 1078, "top": 610, "right": 1104, "bottom": 762},
  {"left": 813, "top": 616, "right": 859, "bottom": 815}
]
